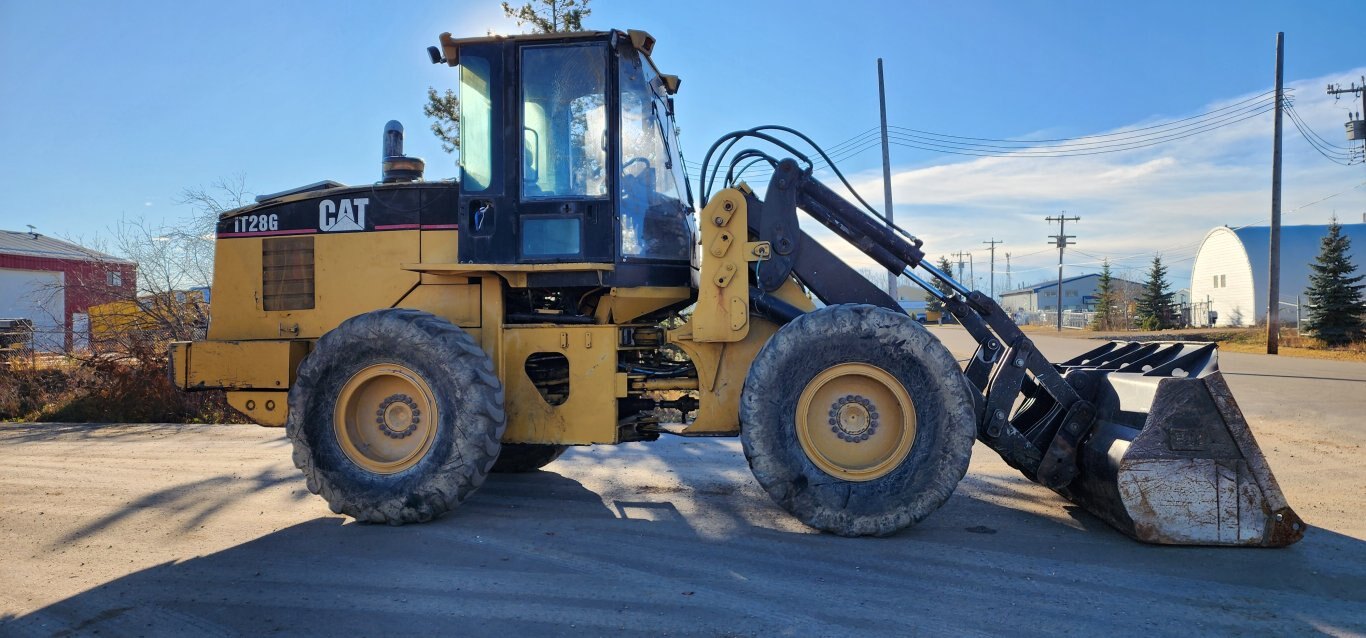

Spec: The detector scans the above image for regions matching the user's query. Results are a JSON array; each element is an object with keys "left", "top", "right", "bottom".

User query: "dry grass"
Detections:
[
  {"left": 0, "top": 342, "right": 247, "bottom": 424},
  {"left": 1212, "top": 328, "right": 1366, "bottom": 362},
  {"left": 1019, "top": 324, "right": 1366, "bottom": 362}
]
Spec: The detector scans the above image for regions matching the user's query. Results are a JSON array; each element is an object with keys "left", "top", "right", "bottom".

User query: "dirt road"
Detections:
[{"left": 2, "top": 328, "right": 1364, "bottom": 636}]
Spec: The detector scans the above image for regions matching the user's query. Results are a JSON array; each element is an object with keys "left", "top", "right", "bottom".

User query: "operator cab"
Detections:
[{"left": 434, "top": 29, "right": 695, "bottom": 288}]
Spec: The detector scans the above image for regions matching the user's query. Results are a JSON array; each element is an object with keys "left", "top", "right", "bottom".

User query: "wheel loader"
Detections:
[{"left": 169, "top": 29, "right": 1304, "bottom": 546}]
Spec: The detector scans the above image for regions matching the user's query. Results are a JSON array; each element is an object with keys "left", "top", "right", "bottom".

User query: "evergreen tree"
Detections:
[
  {"left": 501, "top": 0, "right": 591, "bottom": 32},
  {"left": 1302, "top": 219, "right": 1365, "bottom": 346},
  {"left": 1091, "top": 259, "right": 1117, "bottom": 331},
  {"left": 1135, "top": 255, "right": 1174, "bottom": 331},
  {"left": 423, "top": 87, "right": 460, "bottom": 153},
  {"left": 925, "top": 256, "right": 955, "bottom": 318},
  {"left": 425, "top": 0, "right": 593, "bottom": 153}
]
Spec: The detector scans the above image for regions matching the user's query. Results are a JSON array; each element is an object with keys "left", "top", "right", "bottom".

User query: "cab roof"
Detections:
[{"left": 435, "top": 29, "right": 678, "bottom": 94}]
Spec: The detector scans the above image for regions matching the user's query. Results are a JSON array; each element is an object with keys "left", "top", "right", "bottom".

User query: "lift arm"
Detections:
[{"left": 732, "top": 158, "right": 1303, "bottom": 546}]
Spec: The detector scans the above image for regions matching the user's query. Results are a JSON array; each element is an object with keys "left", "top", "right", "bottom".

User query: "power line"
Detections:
[
  {"left": 890, "top": 89, "right": 1284, "bottom": 145},
  {"left": 888, "top": 92, "right": 1279, "bottom": 150},
  {"left": 1284, "top": 101, "right": 1352, "bottom": 151},
  {"left": 885, "top": 103, "right": 1276, "bottom": 158},
  {"left": 1283, "top": 100, "right": 1359, "bottom": 165}
]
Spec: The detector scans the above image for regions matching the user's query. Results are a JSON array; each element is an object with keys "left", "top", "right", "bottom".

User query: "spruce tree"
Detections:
[
  {"left": 1091, "top": 259, "right": 1117, "bottom": 331},
  {"left": 1302, "top": 219, "right": 1365, "bottom": 346},
  {"left": 1135, "top": 255, "right": 1173, "bottom": 331},
  {"left": 925, "top": 256, "right": 955, "bottom": 319}
]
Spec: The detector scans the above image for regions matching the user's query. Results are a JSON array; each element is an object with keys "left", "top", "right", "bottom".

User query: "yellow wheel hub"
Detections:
[
  {"left": 334, "top": 363, "right": 439, "bottom": 474},
  {"left": 795, "top": 362, "right": 917, "bottom": 481}
]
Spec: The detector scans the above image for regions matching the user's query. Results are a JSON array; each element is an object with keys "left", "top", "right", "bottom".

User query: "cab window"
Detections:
[
  {"left": 520, "top": 44, "right": 608, "bottom": 199},
  {"left": 618, "top": 47, "right": 690, "bottom": 260},
  {"left": 458, "top": 51, "right": 495, "bottom": 192}
]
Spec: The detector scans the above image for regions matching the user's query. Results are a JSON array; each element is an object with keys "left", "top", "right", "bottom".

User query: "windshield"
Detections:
[{"left": 618, "top": 47, "right": 692, "bottom": 261}]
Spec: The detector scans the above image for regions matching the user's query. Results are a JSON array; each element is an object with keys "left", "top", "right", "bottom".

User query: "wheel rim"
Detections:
[
  {"left": 795, "top": 362, "right": 917, "bottom": 481},
  {"left": 333, "top": 363, "right": 440, "bottom": 474}
]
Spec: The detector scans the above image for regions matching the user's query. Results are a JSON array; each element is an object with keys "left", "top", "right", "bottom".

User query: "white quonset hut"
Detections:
[{"left": 1189, "top": 223, "right": 1366, "bottom": 327}]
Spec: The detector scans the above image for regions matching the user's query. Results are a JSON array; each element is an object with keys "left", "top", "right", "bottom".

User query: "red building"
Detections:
[{"left": 0, "top": 229, "right": 137, "bottom": 351}]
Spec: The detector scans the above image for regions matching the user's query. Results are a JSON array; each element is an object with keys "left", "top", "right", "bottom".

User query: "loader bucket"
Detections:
[{"left": 1047, "top": 341, "right": 1305, "bottom": 547}]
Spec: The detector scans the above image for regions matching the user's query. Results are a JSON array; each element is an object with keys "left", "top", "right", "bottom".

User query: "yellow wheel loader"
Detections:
[{"left": 170, "top": 29, "right": 1303, "bottom": 546}]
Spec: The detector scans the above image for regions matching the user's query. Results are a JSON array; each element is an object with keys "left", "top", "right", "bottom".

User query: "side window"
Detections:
[
  {"left": 520, "top": 44, "right": 608, "bottom": 199},
  {"left": 459, "top": 52, "right": 495, "bottom": 191}
]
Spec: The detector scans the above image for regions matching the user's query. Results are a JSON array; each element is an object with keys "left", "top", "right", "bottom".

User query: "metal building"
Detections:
[
  {"left": 1189, "top": 223, "right": 1366, "bottom": 328},
  {"left": 999, "top": 273, "right": 1142, "bottom": 314},
  {"left": 0, "top": 230, "right": 136, "bottom": 351}
]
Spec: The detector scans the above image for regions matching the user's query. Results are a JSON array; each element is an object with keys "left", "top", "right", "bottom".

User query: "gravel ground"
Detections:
[{"left": 2, "top": 327, "right": 1363, "bottom": 636}]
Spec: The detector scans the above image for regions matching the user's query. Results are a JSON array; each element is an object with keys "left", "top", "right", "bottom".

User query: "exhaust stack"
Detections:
[{"left": 381, "top": 120, "right": 425, "bottom": 183}]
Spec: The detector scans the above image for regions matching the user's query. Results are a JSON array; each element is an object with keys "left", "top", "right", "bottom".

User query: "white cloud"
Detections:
[{"left": 799, "top": 67, "right": 1366, "bottom": 291}]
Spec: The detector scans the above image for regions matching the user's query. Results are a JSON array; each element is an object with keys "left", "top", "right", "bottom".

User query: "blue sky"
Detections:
[{"left": 3, "top": 0, "right": 1364, "bottom": 290}]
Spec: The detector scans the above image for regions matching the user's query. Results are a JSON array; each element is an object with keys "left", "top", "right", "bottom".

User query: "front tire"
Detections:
[
  {"left": 286, "top": 309, "right": 505, "bottom": 525},
  {"left": 740, "top": 304, "right": 976, "bottom": 536}
]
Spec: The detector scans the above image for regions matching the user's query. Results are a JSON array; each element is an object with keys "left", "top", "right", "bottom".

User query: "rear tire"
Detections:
[
  {"left": 740, "top": 304, "right": 976, "bottom": 536},
  {"left": 492, "top": 444, "right": 568, "bottom": 473},
  {"left": 286, "top": 309, "right": 505, "bottom": 525}
]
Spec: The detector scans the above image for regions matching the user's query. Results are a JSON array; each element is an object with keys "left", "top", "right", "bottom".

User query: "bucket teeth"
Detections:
[{"left": 1044, "top": 341, "right": 1304, "bottom": 547}]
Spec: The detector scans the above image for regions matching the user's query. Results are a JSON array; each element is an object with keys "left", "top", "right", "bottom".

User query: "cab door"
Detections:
[{"left": 512, "top": 42, "right": 616, "bottom": 264}]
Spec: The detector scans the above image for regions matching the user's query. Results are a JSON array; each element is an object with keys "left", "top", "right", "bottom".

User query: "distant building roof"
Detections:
[
  {"left": 999, "top": 273, "right": 1136, "bottom": 296},
  {"left": 0, "top": 230, "right": 134, "bottom": 264}
]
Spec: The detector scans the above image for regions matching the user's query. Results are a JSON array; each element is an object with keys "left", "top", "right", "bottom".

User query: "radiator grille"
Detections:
[{"left": 262, "top": 236, "right": 315, "bottom": 311}]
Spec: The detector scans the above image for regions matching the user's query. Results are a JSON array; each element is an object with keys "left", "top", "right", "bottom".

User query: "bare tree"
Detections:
[{"left": 39, "top": 176, "right": 251, "bottom": 355}]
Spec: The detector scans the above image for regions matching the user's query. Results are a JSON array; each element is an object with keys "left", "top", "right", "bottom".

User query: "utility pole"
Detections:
[
  {"left": 983, "top": 238, "right": 1003, "bottom": 299},
  {"left": 1267, "top": 32, "right": 1284, "bottom": 355},
  {"left": 878, "top": 58, "right": 897, "bottom": 298},
  {"left": 1005, "top": 252, "right": 1012, "bottom": 292},
  {"left": 1326, "top": 76, "right": 1366, "bottom": 161},
  {"left": 953, "top": 250, "right": 969, "bottom": 285},
  {"left": 1046, "top": 213, "right": 1080, "bottom": 332}
]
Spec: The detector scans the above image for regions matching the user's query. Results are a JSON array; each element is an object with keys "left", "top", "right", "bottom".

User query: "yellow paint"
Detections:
[
  {"left": 670, "top": 278, "right": 814, "bottom": 434},
  {"left": 401, "top": 262, "right": 613, "bottom": 288},
  {"left": 333, "top": 363, "right": 440, "bottom": 474},
  {"left": 88, "top": 291, "right": 208, "bottom": 346},
  {"left": 227, "top": 391, "right": 289, "bottom": 427},
  {"left": 395, "top": 283, "right": 481, "bottom": 328},
  {"left": 795, "top": 362, "right": 917, "bottom": 481},
  {"left": 170, "top": 339, "right": 309, "bottom": 390},
  {"left": 501, "top": 324, "right": 620, "bottom": 445},
  {"left": 694, "top": 190, "right": 752, "bottom": 342},
  {"left": 420, "top": 229, "right": 459, "bottom": 264},
  {"left": 479, "top": 276, "right": 504, "bottom": 379},
  {"left": 209, "top": 231, "right": 421, "bottom": 340},
  {"left": 594, "top": 286, "right": 692, "bottom": 323}
]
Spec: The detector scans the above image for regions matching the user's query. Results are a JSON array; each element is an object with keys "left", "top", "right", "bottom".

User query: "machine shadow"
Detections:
[
  {"left": 1, "top": 422, "right": 207, "bottom": 444},
  {"left": 6, "top": 444, "right": 1364, "bottom": 636}
]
